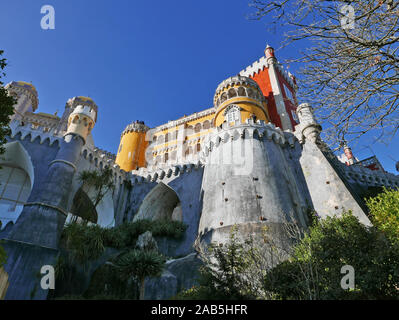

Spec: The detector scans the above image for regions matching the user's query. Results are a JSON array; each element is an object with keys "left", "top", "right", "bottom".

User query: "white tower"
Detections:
[{"left": 5, "top": 81, "right": 39, "bottom": 121}]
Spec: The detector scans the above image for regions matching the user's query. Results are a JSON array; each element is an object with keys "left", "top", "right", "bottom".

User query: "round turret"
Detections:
[
  {"left": 296, "top": 103, "right": 322, "bottom": 143},
  {"left": 5, "top": 81, "right": 39, "bottom": 120},
  {"left": 213, "top": 75, "right": 269, "bottom": 127},
  {"left": 66, "top": 104, "right": 97, "bottom": 144},
  {"left": 115, "top": 120, "right": 149, "bottom": 172}
]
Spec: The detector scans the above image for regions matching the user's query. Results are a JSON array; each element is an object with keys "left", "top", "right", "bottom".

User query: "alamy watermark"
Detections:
[
  {"left": 340, "top": 265, "right": 355, "bottom": 290},
  {"left": 40, "top": 265, "right": 55, "bottom": 290},
  {"left": 340, "top": 5, "right": 355, "bottom": 30},
  {"left": 40, "top": 5, "right": 55, "bottom": 30}
]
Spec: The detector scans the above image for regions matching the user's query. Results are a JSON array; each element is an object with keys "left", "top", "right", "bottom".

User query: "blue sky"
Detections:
[{"left": 1, "top": 0, "right": 398, "bottom": 173}]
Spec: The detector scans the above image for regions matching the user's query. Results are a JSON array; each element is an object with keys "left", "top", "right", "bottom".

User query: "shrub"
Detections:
[
  {"left": 264, "top": 212, "right": 399, "bottom": 299},
  {"left": 366, "top": 187, "right": 399, "bottom": 243}
]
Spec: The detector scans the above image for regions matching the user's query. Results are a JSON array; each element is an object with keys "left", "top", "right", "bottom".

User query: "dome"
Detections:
[
  {"left": 214, "top": 75, "right": 263, "bottom": 107},
  {"left": 14, "top": 81, "right": 38, "bottom": 95}
]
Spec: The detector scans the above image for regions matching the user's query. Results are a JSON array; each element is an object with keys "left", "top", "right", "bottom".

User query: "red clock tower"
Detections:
[{"left": 239, "top": 45, "right": 298, "bottom": 131}]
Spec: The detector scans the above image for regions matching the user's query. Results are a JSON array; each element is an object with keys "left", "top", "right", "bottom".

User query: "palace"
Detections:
[{"left": 1, "top": 45, "right": 398, "bottom": 299}]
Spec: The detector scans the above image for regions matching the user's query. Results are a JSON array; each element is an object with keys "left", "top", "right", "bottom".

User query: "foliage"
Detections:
[
  {"left": 0, "top": 50, "right": 15, "bottom": 155},
  {"left": 83, "top": 263, "right": 137, "bottom": 299},
  {"left": 113, "top": 249, "right": 165, "bottom": 300},
  {"left": 249, "top": 0, "right": 399, "bottom": 146},
  {"left": 113, "top": 249, "right": 165, "bottom": 281},
  {"left": 366, "top": 187, "right": 399, "bottom": 244},
  {"left": 78, "top": 167, "right": 115, "bottom": 209},
  {"left": 176, "top": 226, "right": 278, "bottom": 300},
  {"left": 62, "top": 219, "right": 186, "bottom": 264},
  {"left": 62, "top": 223, "right": 105, "bottom": 265},
  {"left": 179, "top": 208, "right": 399, "bottom": 300},
  {"left": 57, "top": 217, "right": 185, "bottom": 300},
  {"left": 264, "top": 212, "right": 399, "bottom": 300}
]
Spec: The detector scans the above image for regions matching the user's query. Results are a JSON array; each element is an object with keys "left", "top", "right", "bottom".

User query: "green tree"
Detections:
[
  {"left": 179, "top": 211, "right": 399, "bottom": 300},
  {"left": 177, "top": 225, "right": 285, "bottom": 300},
  {"left": 113, "top": 249, "right": 165, "bottom": 300},
  {"left": 264, "top": 212, "right": 399, "bottom": 299},
  {"left": 366, "top": 187, "right": 399, "bottom": 244},
  {"left": 0, "top": 50, "right": 15, "bottom": 155},
  {"left": 78, "top": 167, "right": 115, "bottom": 210}
]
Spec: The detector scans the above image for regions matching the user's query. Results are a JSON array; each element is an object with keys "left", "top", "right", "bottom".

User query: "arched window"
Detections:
[
  {"left": 224, "top": 105, "right": 241, "bottom": 123},
  {"left": 194, "top": 123, "right": 201, "bottom": 133},
  {"left": 203, "top": 120, "right": 210, "bottom": 130},
  {"left": 220, "top": 92, "right": 227, "bottom": 103},
  {"left": 186, "top": 125, "right": 194, "bottom": 135},
  {"left": 247, "top": 88, "right": 255, "bottom": 98},
  {"left": 196, "top": 143, "right": 201, "bottom": 152},
  {"left": 237, "top": 87, "right": 246, "bottom": 96},
  {"left": 228, "top": 88, "right": 237, "bottom": 98}
]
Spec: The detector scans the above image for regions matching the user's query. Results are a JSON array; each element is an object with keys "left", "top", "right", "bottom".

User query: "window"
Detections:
[
  {"left": 284, "top": 84, "right": 294, "bottom": 103},
  {"left": 291, "top": 110, "right": 299, "bottom": 124},
  {"left": 225, "top": 105, "right": 241, "bottom": 123}
]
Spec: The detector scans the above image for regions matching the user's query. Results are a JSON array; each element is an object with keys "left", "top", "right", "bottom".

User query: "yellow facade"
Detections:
[
  {"left": 116, "top": 130, "right": 148, "bottom": 171},
  {"left": 214, "top": 98, "right": 269, "bottom": 127},
  {"left": 116, "top": 76, "right": 268, "bottom": 170}
]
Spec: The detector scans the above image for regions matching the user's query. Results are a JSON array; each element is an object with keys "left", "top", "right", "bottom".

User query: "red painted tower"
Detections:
[{"left": 239, "top": 45, "right": 298, "bottom": 131}]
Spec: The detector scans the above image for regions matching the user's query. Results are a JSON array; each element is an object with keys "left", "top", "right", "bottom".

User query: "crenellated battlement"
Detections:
[
  {"left": 202, "top": 119, "right": 297, "bottom": 157},
  {"left": 9, "top": 119, "right": 62, "bottom": 147},
  {"left": 121, "top": 121, "right": 149, "bottom": 137},
  {"left": 129, "top": 161, "right": 203, "bottom": 184},
  {"left": 80, "top": 146, "right": 126, "bottom": 184}
]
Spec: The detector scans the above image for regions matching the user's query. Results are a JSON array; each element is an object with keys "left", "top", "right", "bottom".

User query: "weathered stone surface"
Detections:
[
  {"left": 299, "top": 142, "right": 371, "bottom": 226},
  {"left": 136, "top": 231, "right": 158, "bottom": 251},
  {"left": 144, "top": 252, "right": 202, "bottom": 299},
  {"left": 144, "top": 270, "right": 178, "bottom": 300}
]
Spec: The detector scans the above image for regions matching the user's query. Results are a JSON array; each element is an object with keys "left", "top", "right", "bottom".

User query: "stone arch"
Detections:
[
  {"left": 247, "top": 87, "right": 255, "bottom": 98},
  {"left": 158, "top": 134, "right": 165, "bottom": 144},
  {"left": 71, "top": 183, "right": 115, "bottom": 227},
  {"left": 237, "top": 86, "right": 246, "bottom": 96},
  {"left": 134, "top": 182, "right": 182, "bottom": 222},
  {"left": 194, "top": 123, "right": 201, "bottom": 133},
  {"left": 220, "top": 92, "right": 227, "bottom": 103},
  {"left": 70, "top": 187, "right": 98, "bottom": 224},
  {"left": 0, "top": 141, "right": 34, "bottom": 229},
  {"left": 228, "top": 88, "right": 237, "bottom": 98}
]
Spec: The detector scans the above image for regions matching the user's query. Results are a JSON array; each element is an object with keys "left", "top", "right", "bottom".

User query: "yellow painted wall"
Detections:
[
  {"left": 115, "top": 131, "right": 148, "bottom": 171},
  {"left": 152, "top": 113, "right": 215, "bottom": 152},
  {"left": 214, "top": 100, "right": 269, "bottom": 127}
]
